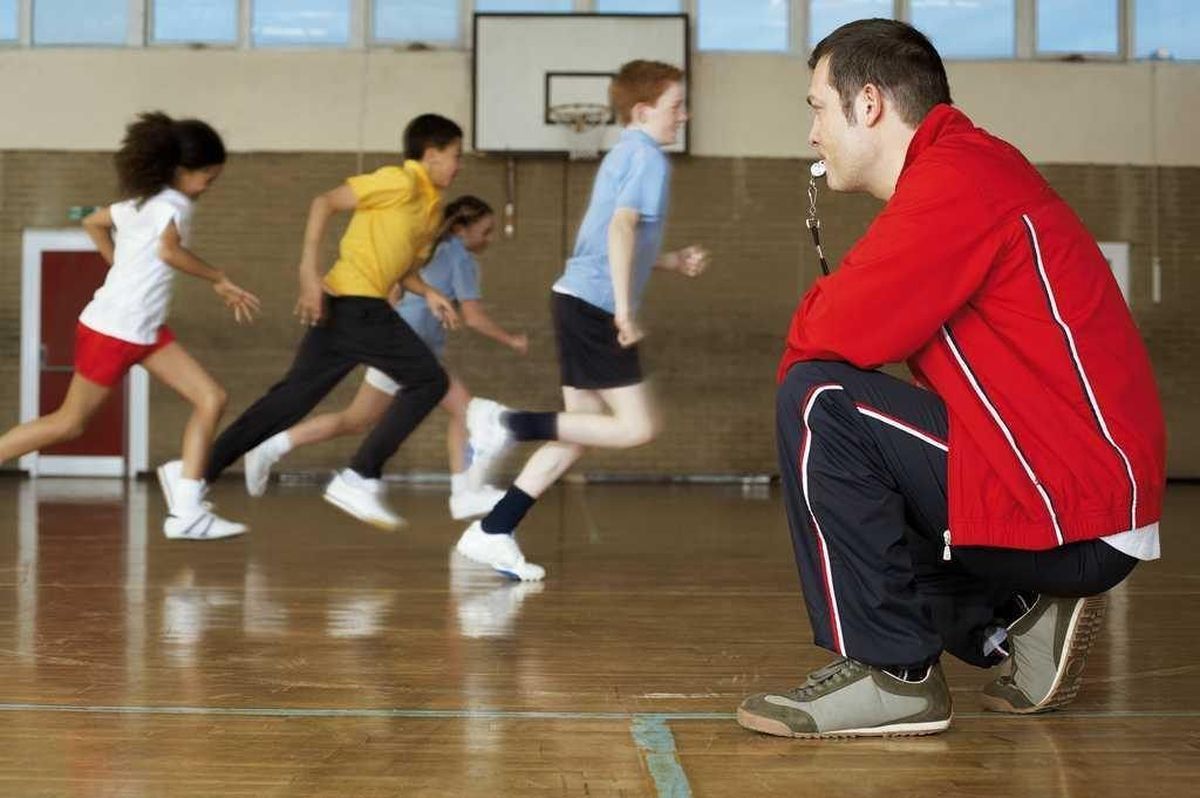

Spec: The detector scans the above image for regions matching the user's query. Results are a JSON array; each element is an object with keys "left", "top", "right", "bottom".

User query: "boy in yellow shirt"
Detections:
[{"left": 198, "top": 114, "right": 463, "bottom": 529}]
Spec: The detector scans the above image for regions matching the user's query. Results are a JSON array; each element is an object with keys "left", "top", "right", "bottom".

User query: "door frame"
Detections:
[{"left": 20, "top": 229, "right": 150, "bottom": 478}]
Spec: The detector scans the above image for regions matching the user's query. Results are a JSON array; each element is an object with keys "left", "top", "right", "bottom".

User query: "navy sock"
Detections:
[
  {"left": 503, "top": 411, "right": 558, "bottom": 441},
  {"left": 481, "top": 487, "right": 536, "bottom": 535}
]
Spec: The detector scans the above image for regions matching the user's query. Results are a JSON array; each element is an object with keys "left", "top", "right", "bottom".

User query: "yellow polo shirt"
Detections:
[{"left": 323, "top": 161, "right": 442, "bottom": 299}]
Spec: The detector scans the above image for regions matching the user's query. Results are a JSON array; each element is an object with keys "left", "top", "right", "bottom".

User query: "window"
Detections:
[
  {"left": 808, "top": 0, "right": 890, "bottom": 49},
  {"left": 253, "top": 0, "right": 351, "bottom": 47},
  {"left": 474, "top": 1, "right": 574, "bottom": 11},
  {"left": 595, "top": 0, "right": 682, "bottom": 12},
  {"left": 1037, "top": 0, "right": 1118, "bottom": 55},
  {"left": 153, "top": 0, "right": 239, "bottom": 45},
  {"left": 1, "top": 0, "right": 17, "bottom": 41},
  {"left": 911, "top": 0, "right": 1014, "bottom": 59},
  {"left": 699, "top": 0, "right": 789, "bottom": 52},
  {"left": 373, "top": 0, "right": 458, "bottom": 42},
  {"left": 1135, "top": 0, "right": 1200, "bottom": 60},
  {"left": 33, "top": 0, "right": 128, "bottom": 45}
]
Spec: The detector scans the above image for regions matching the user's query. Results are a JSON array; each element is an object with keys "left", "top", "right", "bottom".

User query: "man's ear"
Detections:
[{"left": 859, "top": 83, "right": 885, "bottom": 127}]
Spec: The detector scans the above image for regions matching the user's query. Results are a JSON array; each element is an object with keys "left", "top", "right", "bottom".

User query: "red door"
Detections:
[{"left": 39, "top": 251, "right": 125, "bottom": 457}]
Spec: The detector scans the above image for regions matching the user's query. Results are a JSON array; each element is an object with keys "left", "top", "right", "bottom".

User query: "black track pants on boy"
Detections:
[{"left": 205, "top": 296, "right": 449, "bottom": 482}]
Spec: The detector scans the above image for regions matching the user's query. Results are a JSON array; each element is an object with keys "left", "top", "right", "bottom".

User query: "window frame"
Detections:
[
  {"left": 0, "top": 0, "right": 1192, "bottom": 61},
  {"left": 1033, "top": 0, "right": 1126, "bottom": 61}
]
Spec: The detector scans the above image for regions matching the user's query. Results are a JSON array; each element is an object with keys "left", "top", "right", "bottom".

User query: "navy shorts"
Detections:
[{"left": 551, "top": 292, "right": 643, "bottom": 390}]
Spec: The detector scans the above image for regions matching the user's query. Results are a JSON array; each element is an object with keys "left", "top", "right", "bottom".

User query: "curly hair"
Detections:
[{"left": 114, "top": 111, "right": 226, "bottom": 202}]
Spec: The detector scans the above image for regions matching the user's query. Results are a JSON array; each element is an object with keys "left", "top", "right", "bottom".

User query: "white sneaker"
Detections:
[
  {"left": 323, "top": 469, "right": 405, "bottom": 531},
  {"left": 157, "top": 459, "right": 213, "bottom": 515},
  {"left": 163, "top": 507, "right": 247, "bottom": 540},
  {"left": 156, "top": 459, "right": 184, "bottom": 514},
  {"left": 449, "top": 484, "right": 505, "bottom": 520},
  {"left": 454, "top": 521, "right": 545, "bottom": 582},
  {"left": 465, "top": 398, "right": 514, "bottom": 489},
  {"left": 244, "top": 440, "right": 276, "bottom": 498}
]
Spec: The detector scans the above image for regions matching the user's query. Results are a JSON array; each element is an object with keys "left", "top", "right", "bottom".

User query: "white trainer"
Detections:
[
  {"left": 163, "top": 507, "right": 247, "bottom": 540},
  {"left": 465, "top": 398, "right": 514, "bottom": 489},
  {"left": 156, "top": 459, "right": 184, "bottom": 514},
  {"left": 454, "top": 521, "right": 545, "bottom": 582},
  {"left": 323, "top": 469, "right": 405, "bottom": 531},
  {"left": 243, "top": 440, "right": 276, "bottom": 498},
  {"left": 449, "top": 484, "right": 505, "bottom": 520}
]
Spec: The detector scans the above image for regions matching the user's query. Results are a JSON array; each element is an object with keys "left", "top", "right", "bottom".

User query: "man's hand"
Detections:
[
  {"left": 294, "top": 273, "right": 325, "bottom": 327},
  {"left": 615, "top": 313, "right": 644, "bottom": 348},
  {"left": 508, "top": 333, "right": 529, "bottom": 355},
  {"left": 426, "top": 289, "right": 460, "bottom": 331},
  {"left": 215, "top": 277, "right": 262, "bottom": 324}
]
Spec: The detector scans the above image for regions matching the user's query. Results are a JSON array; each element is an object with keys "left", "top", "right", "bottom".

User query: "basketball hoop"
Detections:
[{"left": 547, "top": 102, "right": 612, "bottom": 161}]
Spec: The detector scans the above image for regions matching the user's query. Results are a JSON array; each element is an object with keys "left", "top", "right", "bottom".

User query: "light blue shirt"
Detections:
[
  {"left": 397, "top": 235, "right": 481, "bottom": 356},
  {"left": 553, "top": 128, "right": 670, "bottom": 314}
]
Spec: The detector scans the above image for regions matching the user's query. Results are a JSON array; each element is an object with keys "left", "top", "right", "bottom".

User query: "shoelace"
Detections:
[{"left": 785, "top": 657, "right": 861, "bottom": 699}]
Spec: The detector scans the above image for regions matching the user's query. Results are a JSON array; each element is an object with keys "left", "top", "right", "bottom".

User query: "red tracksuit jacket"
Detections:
[{"left": 779, "top": 104, "right": 1165, "bottom": 551}]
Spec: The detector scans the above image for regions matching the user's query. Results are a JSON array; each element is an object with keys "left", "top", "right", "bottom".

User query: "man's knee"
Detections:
[{"left": 777, "top": 361, "right": 842, "bottom": 419}]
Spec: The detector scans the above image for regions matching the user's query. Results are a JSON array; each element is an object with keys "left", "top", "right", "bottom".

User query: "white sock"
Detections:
[
  {"left": 265, "top": 431, "right": 292, "bottom": 460},
  {"left": 451, "top": 472, "right": 469, "bottom": 494},
  {"left": 341, "top": 468, "right": 379, "bottom": 491},
  {"left": 175, "top": 478, "right": 206, "bottom": 515}
]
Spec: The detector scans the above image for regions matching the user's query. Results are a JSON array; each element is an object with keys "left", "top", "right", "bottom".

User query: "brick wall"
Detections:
[{"left": 1, "top": 151, "right": 1194, "bottom": 477}]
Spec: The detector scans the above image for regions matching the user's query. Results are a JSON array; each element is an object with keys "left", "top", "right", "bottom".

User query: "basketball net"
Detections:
[{"left": 547, "top": 103, "right": 611, "bottom": 161}]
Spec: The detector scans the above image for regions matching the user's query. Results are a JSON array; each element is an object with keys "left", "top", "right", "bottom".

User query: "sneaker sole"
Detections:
[
  {"left": 323, "top": 491, "right": 404, "bottom": 532},
  {"left": 981, "top": 594, "right": 1108, "bottom": 715},
  {"left": 736, "top": 707, "right": 951, "bottom": 739}
]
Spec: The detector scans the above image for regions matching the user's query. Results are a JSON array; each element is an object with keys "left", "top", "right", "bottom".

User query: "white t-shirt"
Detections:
[{"left": 78, "top": 187, "right": 193, "bottom": 344}]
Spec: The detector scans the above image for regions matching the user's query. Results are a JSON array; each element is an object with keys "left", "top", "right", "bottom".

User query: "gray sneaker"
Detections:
[
  {"left": 737, "top": 658, "right": 952, "bottom": 739},
  {"left": 981, "top": 594, "right": 1108, "bottom": 714}
]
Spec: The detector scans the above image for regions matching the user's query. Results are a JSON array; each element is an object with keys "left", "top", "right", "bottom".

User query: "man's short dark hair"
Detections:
[
  {"left": 403, "top": 114, "right": 463, "bottom": 160},
  {"left": 809, "top": 18, "right": 952, "bottom": 127}
]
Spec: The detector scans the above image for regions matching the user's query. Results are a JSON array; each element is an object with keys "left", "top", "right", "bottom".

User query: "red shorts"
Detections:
[{"left": 74, "top": 322, "right": 175, "bottom": 387}]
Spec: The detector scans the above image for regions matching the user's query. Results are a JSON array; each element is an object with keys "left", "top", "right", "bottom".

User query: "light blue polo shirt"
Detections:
[
  {"left": 553, "top": 128, "right": 670, "bottom": 314},
  {"left": 396, "top": 235, "right": 481, "bottom": 357}
]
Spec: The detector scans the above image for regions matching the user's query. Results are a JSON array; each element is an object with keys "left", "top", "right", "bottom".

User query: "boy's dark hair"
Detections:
[
  {"left": 809, "top": 18, "right": 952, "bottom": 127},
  {"left": 403, "top": 114, "right": 464, "bottom": 160},
  {"left": 437, "top": 195, "right": 493, "bottom": 243},
  {"left": 610, "top": 60, "right": 685, "bottom": 126},
  {"left": 115, "top": 111, "right": 226, "bottom": 202}
]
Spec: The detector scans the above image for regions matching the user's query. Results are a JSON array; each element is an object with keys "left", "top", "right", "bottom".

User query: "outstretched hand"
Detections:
[
  {"left": 675, "top": 245, "right": 709, "bottom": 278},
  {"left": 215, "top": 277, "right": 262, "bottom": 324}
]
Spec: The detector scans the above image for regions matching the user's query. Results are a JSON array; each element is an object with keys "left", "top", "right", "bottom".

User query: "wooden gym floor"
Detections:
[{"left": 0, "top": 477, "right": 1196, "bottom": 797}]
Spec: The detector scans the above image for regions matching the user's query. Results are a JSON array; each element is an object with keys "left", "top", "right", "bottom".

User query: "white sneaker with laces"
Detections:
[
  {"left": 163, "top": 507, "right": 247, "bottom": 540},
  {"left": 454, "top": 520, "right": 545, "bottom": 582},
  {"left": 324, "top": 469, "right": 405, "bottom": 531},
  {"left": 465, "top": 398, "right": 513, "bottom": 489},
  {"left": 449, "top": 484, "right": 505, "bottom": 520},
  {"left": 244, "top": 440, "right": 277, "bottom": 498}
]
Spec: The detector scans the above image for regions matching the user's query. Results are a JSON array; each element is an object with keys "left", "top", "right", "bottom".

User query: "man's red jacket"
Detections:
[{"left": 779, "top": 104, "right": 1165, "bottom": 551}]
